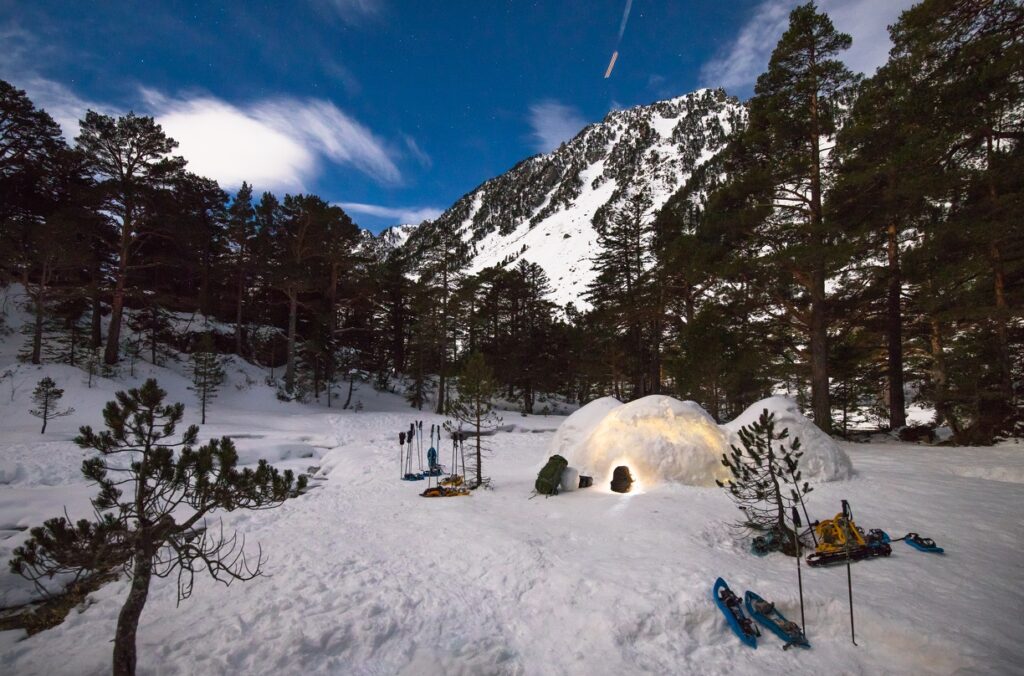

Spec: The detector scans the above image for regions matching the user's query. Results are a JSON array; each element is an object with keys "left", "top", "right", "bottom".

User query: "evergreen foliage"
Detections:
[
  {"left": 449, "top": 352, "right": 502, "bottom": 488},
  {"left": 189, "top": 333, "right": 225, "bottom": 425},
  {"left": 717, "top": 409, "right": 811, "bottom": 556},
  {"left": 28, "top": 376, "right": 74, "bottom": 434},
  {"left": 0, "top": 0, "right": 1019, "bottom": 447},
  {"left": 9, "top": 379, "right": 305, "bottom": 676}
]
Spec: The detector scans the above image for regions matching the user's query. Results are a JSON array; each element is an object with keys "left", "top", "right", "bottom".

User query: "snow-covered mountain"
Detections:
[{"left": 423, "top": 88, "right": 745, "bottom": 307}]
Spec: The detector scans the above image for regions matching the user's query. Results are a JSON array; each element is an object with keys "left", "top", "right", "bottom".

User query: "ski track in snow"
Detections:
[{"left": 1, "top": 391, "right": 1022, "bottom": 674}]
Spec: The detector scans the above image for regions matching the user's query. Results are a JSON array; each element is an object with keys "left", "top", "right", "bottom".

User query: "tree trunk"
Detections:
[
  {"left": 112, "top": 553, "right": 153, "bottom": 676},
  {"left": 91, "top": 280, "right": 103, "bottom": 349},
  {"left": 105, "top": 248, "right": 128, "bottom": 365},
  {"left": 809, "top": 268, "right": 831, "bottom": 433},
  {"left": 31, "top": 288, "right": 44, "bottom": 365},
  {"left": 929, "top": 316, "right": 961, "bottom": 439},
  {"left": 886, "top": 222, "right": 906, "bottom": 429},
  {"left": 234, "top": 270, "right": 245, "bottom": 356},
  {"left": 285, "top": 289, "right": 298, "bottom": 394},
  {"left": 436, "top": 266, "right": 449, "bottom": 415},
  {"left": 475, "top": 406, "right": 482, "bottom": 488}
]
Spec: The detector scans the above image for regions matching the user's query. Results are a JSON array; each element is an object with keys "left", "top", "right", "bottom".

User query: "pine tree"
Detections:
[
  {"left": 449, "top": 352, "right": 502, "bottom": 488},
  {"left": 706, "top": 3, "right": 860, "bottom": 432},
  {"left": 76, "top": 111, "right": 186, "bottom": 365},
  {"left": 407, "top": 217, "right": 470, "bottom": 414},
  {"left": 226, "top": 182, "right": 256, "bottom": 356},
  {"left": 29, "top": 376, "right": 74, "bottom": 434},
  {"left": 10, "top": 379, "right": 304, "bottom": 676},
  {"left": 587, "top": 190, "right": 656, "bottom": 399},
  {"left": 189, "top": 333, "right": 225, "bottom": 425},
  {"left": 717, "top": 409, "right": 812, "bottom": 556}
]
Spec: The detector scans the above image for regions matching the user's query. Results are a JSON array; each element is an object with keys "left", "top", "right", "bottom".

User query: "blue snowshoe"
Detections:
[
  {"left": 713, "top": 578, "right": 759, "bottom": 648},
  {"left": 744, "top": 590, "right": 809, "bottom": 650},
  {"left": 903, "top": 532, "right": 944, "bottom": 554}
]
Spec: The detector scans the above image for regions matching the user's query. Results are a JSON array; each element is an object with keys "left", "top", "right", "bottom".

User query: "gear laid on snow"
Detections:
[
  {"left": 610, "top": 465, "right": 633, "bottom": 493},
  {"left": 535, "top": 455, "right": 568, "bottom": 495},
  {"left": 878, "top": 530, "right": 945, "bottom": 554},
  {"left": 744, "top": 590, "right": 809, "bottom": 650},
  {"left": 806, "top": 501, "right": 891, "bottom": 567},
  {"left": 578, "top": 475, "right": 593, "bottom": 488},
  {"left": 713, "top": 577, "right": 759, "bottom": 648}
]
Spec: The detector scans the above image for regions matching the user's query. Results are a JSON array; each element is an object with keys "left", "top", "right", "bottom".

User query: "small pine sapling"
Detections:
[
  {"left": 449, "top": 352, "right": 502, "bottom": 488},
  {"left": 189, "top": 334, "right": 225, "bottom": 425},
  {"left": 716, "top": 409, "right": 811, "bottom": 556},
  {"left": 29, "top": 377, "right": 74, "bottom": 434},
  {"left": 9, "top": 379, "right": 305, "bottom": 676}
]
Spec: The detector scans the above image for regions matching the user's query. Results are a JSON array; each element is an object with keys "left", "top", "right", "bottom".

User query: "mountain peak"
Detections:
[{"left": 418, "top": 88, "right": 744, "bottom": 307}]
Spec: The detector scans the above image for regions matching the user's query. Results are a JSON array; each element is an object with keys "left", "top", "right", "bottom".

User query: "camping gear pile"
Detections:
[
  {"left": 396, "top": 422, "right": 471, "bottom": 498},
  {"left": 718, "top": 499, "right": 945, "bottom": 651},
  {"left": 534, "top": 455, "right": 593, "bottom": 496}
]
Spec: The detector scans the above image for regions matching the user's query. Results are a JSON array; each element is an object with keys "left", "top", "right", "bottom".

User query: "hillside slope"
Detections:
[{"left": 422, "top": 88, "right": 745, "bottom": 307}]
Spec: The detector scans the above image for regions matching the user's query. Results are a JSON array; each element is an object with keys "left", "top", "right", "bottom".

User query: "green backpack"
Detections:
[{"left": 535, "top": 455, "right": 569, "bottom": 495}]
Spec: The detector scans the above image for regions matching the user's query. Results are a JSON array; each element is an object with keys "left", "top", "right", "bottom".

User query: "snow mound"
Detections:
[
  {"left": 549, "top": 394, "right": 854, "bottom": 489},
  {"left": 565, "top": 395, "right": 732, "bottom": 489},
  {"left": 723, "top": 396, "right": 854, "bottom": 482},
  {"left": 547, "top": 396, "right": 622, "bottom": 462}
]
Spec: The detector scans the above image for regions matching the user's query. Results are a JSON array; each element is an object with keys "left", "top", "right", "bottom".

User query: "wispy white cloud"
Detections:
[
  {"left": 0, "top": 22, "right": 110, "bottom": 139},
  {"left": 527, "top": 100, "right": 587, "bottom": 153},
  {"left": 700, "top": 0, "right": 917, "bottom": 92},
  {"left": 402, "top": 134, "right": 432, "bottom": 168},
  {"left": 311, "top": 0, "right": 383, "bottom": 23},
  {"left": 337, "top": 202, "right": 443, "bottom": 225},
  {"left": 137, "top": 90, "right": 401, "bottom": 191}
]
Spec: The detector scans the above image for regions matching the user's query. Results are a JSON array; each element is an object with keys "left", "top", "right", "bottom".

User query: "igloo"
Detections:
[
  {"left": 722, "top": 396, "right": 853, "bottom": 482},
  {"left": 549, "top": 394, "right": 853, "bottom": 490}
]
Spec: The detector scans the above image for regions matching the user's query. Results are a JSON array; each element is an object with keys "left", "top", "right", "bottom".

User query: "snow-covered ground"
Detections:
[
  {"left": 1, "top": 291, "right": 1022, "bottom": 674},
  {"left": 1, "top": 375, "right": 1022, "bottom": 673}
]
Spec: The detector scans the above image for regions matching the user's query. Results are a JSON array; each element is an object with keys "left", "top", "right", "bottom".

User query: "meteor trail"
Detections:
[
  {"left": 604, "top": 0, "right": 634, "bottom": 78},
  {"left": 604, "top": 51, "right": 619, "bottom": 79}
]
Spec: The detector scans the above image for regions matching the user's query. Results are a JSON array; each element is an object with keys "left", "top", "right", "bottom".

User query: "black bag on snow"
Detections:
[{"left": 536, "top": 455, "right": 569, "bottom": 495}]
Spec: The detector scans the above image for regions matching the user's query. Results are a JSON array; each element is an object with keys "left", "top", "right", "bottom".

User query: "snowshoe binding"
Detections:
[
  {"left": 713, "top": 578, "right": 759, "bottom": 648},
  {"left": 744, "top": 590, "right": 809, "bottom": 650}
]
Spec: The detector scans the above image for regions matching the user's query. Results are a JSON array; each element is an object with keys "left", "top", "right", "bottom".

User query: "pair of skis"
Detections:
[{"left": 713, "top": 578, "right": 809, "bottom": 650}]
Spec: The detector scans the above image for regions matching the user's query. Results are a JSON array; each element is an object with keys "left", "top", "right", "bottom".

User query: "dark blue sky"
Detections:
[{"left": 0, "top": 0, "right": 910, "bottom": 231}]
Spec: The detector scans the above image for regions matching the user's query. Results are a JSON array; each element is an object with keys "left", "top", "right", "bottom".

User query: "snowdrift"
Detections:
[
  {"left": 551, "top": 394, "right": 853, "bottom": 489},
  {"left": 723, "top": 396, "right": 853, "bottom": 482}
]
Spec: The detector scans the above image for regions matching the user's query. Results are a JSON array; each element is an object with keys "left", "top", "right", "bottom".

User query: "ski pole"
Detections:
[
  {"left": 418, "top": 421, "right": 424, "bottom": 471},
  {"left": 399, "top": 431, "right": 406, "bottom": 479},
  {"left": 792, "top": 506, "right": 806, "bottom": 638},
  {"left": 791, "top": 487, "right": 818, "bottom": 548},
  {"left": 843, "top": 500, "right": 856, "bottom": 646}
]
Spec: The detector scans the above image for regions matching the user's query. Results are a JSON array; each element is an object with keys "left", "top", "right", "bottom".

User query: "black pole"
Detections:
[
  {"left": 843, "top": 500, "right": 856, "bottom": 646},
  {"left": 798, "top": 490, "right": 817, "bottom": 547},
  {"left": 399, "top": 431, "right": 406, "bottom": 479},
  {"left": 792, "top": 506, "right": 806, "bottom": 637}
]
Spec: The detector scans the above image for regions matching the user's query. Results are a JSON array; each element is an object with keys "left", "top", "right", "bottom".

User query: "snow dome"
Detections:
[
  {"left": 550, "top": 394, "right": 853, "bottom": 490},
  {"left": 559, "top": 395, "right": 732, "bottom": 489},
  {"left": 722, "top": 396, "right": 854, "bottom": 482}
]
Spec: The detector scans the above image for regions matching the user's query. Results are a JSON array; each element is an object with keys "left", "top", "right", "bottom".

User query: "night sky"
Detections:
[{"left": 0, "top": 0, "right": 913, "bottom": 231}]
